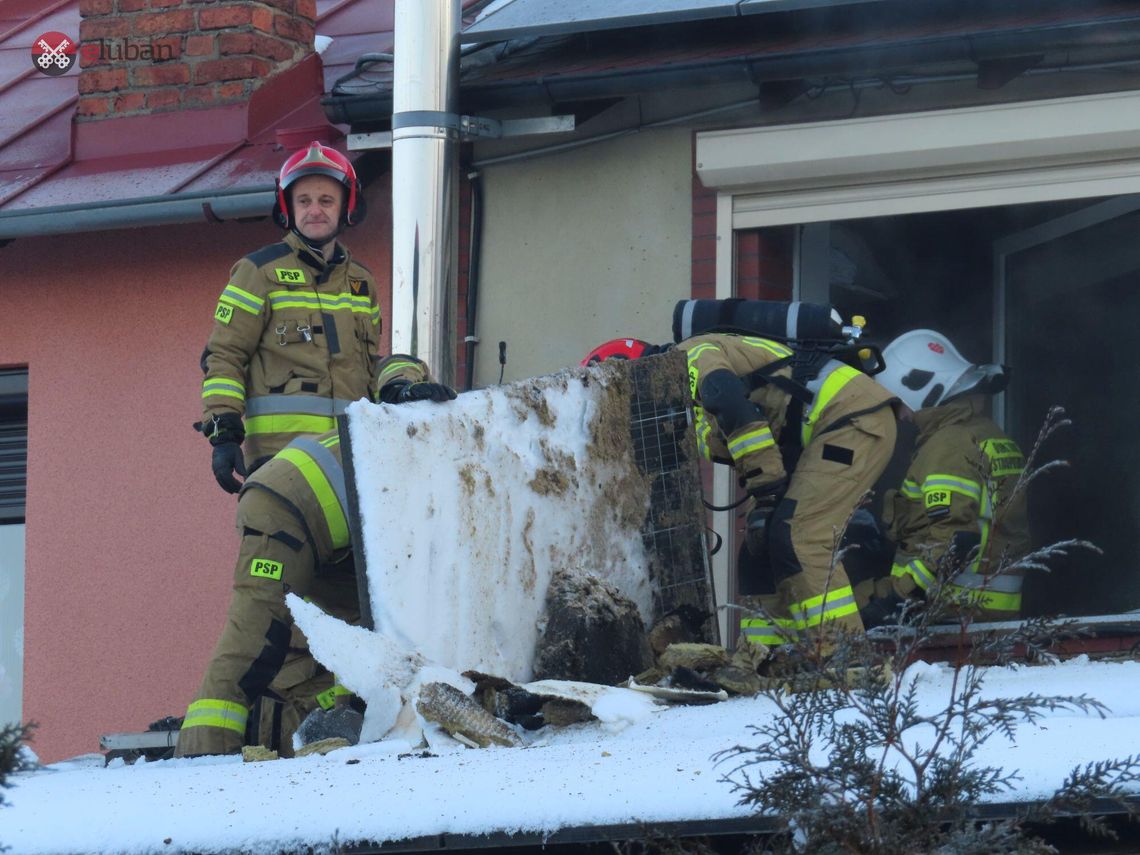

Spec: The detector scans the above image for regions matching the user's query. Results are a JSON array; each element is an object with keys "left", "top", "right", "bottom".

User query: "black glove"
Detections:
[
  {"left": 195, "top": 413, "right": 246, "bottom": 494},
  {"left": 381, "top": 379, "right": 458, "bottom": 404},
  {"left": 211, "top": 443, "right": 247, "bottom": 494},
  {"left": 860, "top": 590, "right": 906, "bottom": 629},
  {"left": 743, "top": 479, "right": 787, "bottom": 557},
  {"left": 745, "top": 504, "right": 775, "bottom": 557}
]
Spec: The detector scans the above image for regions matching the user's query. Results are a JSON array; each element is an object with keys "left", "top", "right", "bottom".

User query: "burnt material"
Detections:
[{"left": 533, "top": 569, "right": 654, "bottom": 685}]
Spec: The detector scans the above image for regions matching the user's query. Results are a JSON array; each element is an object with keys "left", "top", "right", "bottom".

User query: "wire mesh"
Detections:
[{"left": 627, "top": 350, "right": 719, "bottom": 644}]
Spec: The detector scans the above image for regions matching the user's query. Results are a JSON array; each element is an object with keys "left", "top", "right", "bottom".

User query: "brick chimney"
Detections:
[{"left": 76, "top": 0, "right": 316, "bottom": 121}]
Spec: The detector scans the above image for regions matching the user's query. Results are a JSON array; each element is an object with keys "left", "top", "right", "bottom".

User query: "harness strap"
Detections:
[
  {"left": 743, "top": 355, "right": 816, "bottom": 405},
  {"left": 816, "top": 399, "right": 897, "bottom": 439}
]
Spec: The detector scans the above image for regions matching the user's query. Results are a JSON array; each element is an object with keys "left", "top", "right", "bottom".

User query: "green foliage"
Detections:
[
  {"left": 713, "top": 616, "right": 1126, "bottom": 854},
  {"left": 0, "top": 721, "right": 35, "bottom": 808},
  {"left": 0, "top": 721, "right": 36, "bottom": 853},
  {"left": 716, "top": 407, "right": 1140, "bottom": 853}
]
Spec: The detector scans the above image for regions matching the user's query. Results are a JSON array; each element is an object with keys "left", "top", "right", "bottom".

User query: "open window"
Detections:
[{"left": 730, "top": 197, "right": 1140, "bottom": 618}]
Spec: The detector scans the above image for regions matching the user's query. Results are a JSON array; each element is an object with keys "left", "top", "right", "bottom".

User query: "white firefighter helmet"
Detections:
[{"left": 877, "top": 329, "right": 1008, "bottom": 411}]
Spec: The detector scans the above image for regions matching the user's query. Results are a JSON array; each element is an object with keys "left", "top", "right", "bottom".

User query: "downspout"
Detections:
[
  {"left": 463, "top": 168, "right": 483, "bottom": 391},
  {"left": 391, "top": 0, "right": 460, "bottom": 384}
]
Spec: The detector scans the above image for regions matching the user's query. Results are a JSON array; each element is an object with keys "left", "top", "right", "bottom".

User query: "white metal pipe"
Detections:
[{"left": 391, "top": 0, "right": 460, "bottom": 383}]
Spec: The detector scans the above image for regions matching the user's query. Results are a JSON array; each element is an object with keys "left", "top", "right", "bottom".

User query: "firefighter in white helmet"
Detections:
[
  {"left": 860, "top": 330, "right": 1032, "bottom": 625},
  {"left": 584, "top": 333, "right": 900, "bottom": 646}
]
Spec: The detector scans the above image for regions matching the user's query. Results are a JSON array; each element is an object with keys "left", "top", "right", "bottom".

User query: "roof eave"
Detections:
[{"left": 0, "top": 187, "right": 275, "bottom": 242}]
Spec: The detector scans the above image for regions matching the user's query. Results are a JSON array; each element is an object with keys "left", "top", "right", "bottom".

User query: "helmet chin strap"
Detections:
[{"left": 290, "top": 224, "right": 343, "bottom": 254}]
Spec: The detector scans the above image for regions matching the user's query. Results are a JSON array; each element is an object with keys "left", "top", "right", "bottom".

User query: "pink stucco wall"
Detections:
[{"left": 0, "top": 182, "right": 392, "bottom": 762}]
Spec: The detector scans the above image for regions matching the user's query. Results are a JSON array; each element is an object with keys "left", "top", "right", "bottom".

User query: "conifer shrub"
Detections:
[{"left": 716, "top": 407, "right": 1140, "bottom": 853}]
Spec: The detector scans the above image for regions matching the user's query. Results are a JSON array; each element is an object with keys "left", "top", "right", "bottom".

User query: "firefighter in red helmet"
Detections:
[
  {"left": 197, "top": 141, "right": 453, "bottom": 493},
  {"left": 585, "top": 334, "right": 899, "bottom": 648},
  {"left": 193, "top": 142, "right": 455, "bottom": 750},
  {"left": 582, "top": 338, "right": 660, "bottom": 364}
]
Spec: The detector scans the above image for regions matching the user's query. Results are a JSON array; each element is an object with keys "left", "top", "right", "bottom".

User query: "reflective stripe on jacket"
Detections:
[
  {"left": 242, "top": 430, "right": 351, "bottom": 561},
  {"left": 679, "top": 334, "right": 895, "bottom": 492},
  {"left": 237, "top": 352, "right": 434, "bottom": 559},
  {"left": 201, "top": 231, "right": 381, "bottom": 466},
  {"left": 887, "top": 396, "right": 1031, "bottom": 613}
]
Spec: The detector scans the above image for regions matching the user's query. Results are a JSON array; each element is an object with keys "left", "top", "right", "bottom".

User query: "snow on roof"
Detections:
[{"left": 5, "top": 657, "right": 1140, "bottom": 854}]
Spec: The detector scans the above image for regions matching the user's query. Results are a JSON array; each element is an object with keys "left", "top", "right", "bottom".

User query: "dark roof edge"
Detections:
[
  {"left": 457, "top": 12, "right": 1140, "bottom": 106},
  {"left": 324, "top": 10, "right": 1140, "bottom": 125},
  {"left": 337, "top": 796, "right": 1140, "bottom": 853},
  {"left": 0, "top": 187, "right": 275, "bottom": 241}
]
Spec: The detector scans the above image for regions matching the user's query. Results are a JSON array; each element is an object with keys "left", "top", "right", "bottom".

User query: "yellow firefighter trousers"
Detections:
[
  {"left": 768, "top": 406, "right": 897, "bottom": 637},
  {"left": 176, "top": 491, "right": 359, "bottom": 757}
]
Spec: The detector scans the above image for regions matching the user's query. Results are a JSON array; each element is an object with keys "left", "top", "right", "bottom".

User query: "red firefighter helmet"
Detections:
[
  {"left": 274, "top": 141, "right": 364, "bottom": 229},
  {"left": 581, "top": 338, "right": 654, "bottom": 366}
]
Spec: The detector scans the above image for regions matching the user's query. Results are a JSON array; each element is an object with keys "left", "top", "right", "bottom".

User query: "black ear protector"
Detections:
[
  {"left": 272, "top": 179, "right": 367, "bottom": 229},
  {"left": 345, "top": 185, "right": 366, "bottom": 226},
  {"left": 271, "top": 191, "right": 289, "bottom": 229}
]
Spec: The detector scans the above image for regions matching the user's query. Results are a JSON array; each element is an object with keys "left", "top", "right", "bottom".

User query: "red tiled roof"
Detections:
[
  {"left": 6, "top": 0, "right": 1138, "bottom": 230},
  {"left": 0, "top": 0, "right": 405, "bottom": 222}
]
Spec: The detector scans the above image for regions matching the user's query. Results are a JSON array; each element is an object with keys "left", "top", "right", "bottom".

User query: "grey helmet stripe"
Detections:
[
  {"left": 245, "top": 396, "right": 356, "bottom": 417},
  {"left": 785, "top": 301, "right": 801, "bottom": 339},
  {"left": 681, "top": 300, "right": 697, "bottom": 341}
]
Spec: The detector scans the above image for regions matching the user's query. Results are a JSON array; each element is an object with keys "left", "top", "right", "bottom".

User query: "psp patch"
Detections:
[
  {"left": 250, "top": 558, "right": 284, "bottom": 580},
  {"left": 215, "top": 302, "right": 235, "bottom": 324},
  {"left": 349, "top": 278, "right": 369, "bottom": 295},
  {"left": 275, "top": 268, "right": 306, "bottom": 284}
]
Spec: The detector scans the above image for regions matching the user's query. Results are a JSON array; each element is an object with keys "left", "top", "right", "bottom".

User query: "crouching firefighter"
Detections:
[
  {"left": 859, "top": 329, "right": 1031, "bottom": 626},
  {"left": 175, "top": 356, "right": 456, "bottom": 757},
  {"left": 585, "top": 310, "right": 899, "bottom": 648}
]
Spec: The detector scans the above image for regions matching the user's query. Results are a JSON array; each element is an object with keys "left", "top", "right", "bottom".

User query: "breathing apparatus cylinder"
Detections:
[{"left": 673, "top": 298, "right": 845, "bottom": 344}]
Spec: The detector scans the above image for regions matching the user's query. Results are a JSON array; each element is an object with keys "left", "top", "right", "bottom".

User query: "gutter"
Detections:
[{"left": 0, "top": 187, "right": 275, "bottom": 242}]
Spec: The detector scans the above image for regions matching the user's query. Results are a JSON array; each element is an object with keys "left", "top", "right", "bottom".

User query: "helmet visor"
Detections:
[{"left": 945, "top": 363, "right": 1008, "bottom": 401}]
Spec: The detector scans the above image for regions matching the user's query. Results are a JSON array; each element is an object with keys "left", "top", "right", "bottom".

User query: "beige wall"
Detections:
[{"left": 471, "top": 127, "right": 693, "bottom": 385}]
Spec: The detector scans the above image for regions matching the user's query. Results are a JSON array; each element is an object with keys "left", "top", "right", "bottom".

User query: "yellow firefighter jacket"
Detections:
[
  {"left": 887, "top": 395, "right": 1031, "bottom": 618},
  {"left": 678, "top": 333, "right": 897, "bottom": 492},
  {"left": 201, "top": 231, "right": 382, "bottom": 469},
  {"left": 179, "top": 355, "right": 436, "bottom": 757},
  {"left": 239, "top": 355, "right": 433, "bottom": 563}
]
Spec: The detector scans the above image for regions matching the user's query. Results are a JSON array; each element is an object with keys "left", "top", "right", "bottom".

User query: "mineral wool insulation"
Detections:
[{"left": 290, "top": 354, "right": 710, "bottom": 740}]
